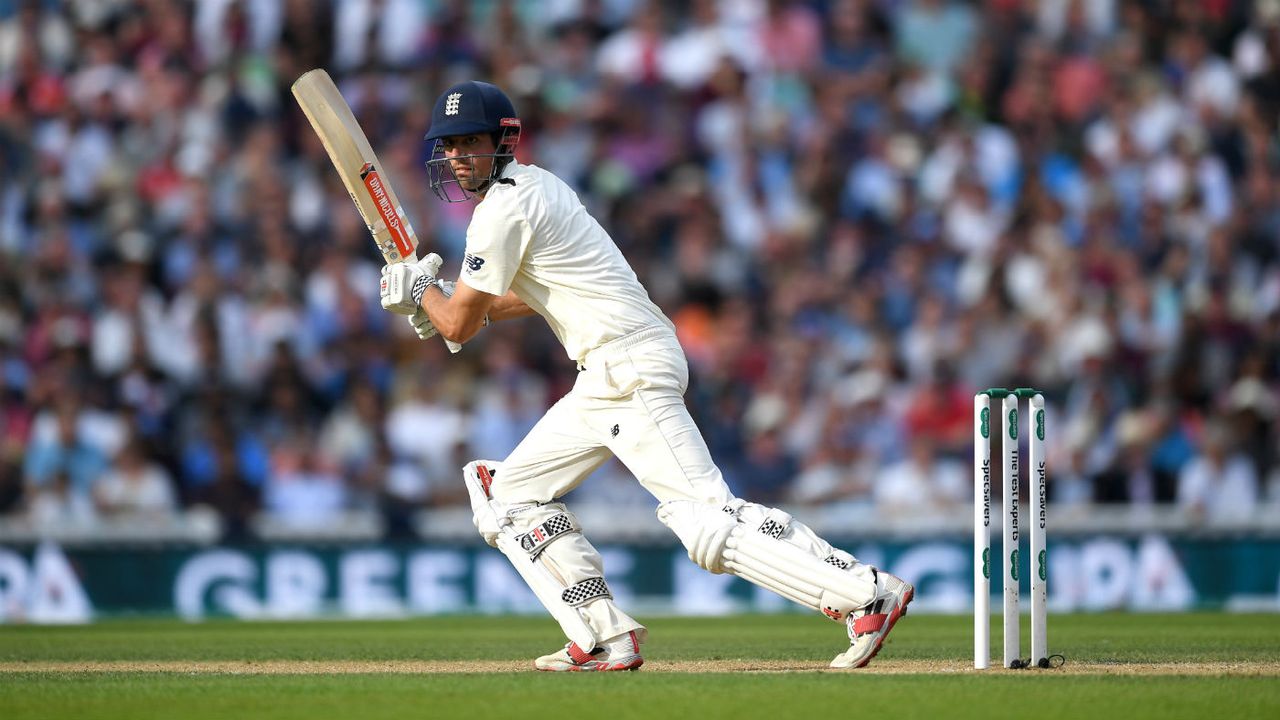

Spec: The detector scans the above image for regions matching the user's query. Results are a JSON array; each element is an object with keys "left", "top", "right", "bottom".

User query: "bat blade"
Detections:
[
  {"left": 293, "top": 69, "right": 461, "bottom": 353},
  {"left": 291, "top": 69, "right": 417, "bottom": 265}
]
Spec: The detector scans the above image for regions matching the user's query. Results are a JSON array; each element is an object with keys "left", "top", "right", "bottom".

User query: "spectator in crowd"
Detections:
[
  {"left": 319, "top": 377, "right": 385, "bottom": 476},
  {"left": 261, "top": 434, "right": 347, "bottom": 529},
  {"left": 0, "top": 0, "right": 1277, "bottom": 540},
  {"left": 1177, "top": 420, "right": 1259, "bottom": 523},
  {"left": 786, "top": 413, "right": 873, "bottom": 509},
  {"left": 873, "top": 436, "right": 967, "bottom": 517},
  {"left": 93, "top": 436, "right": 177, "bottom": 518},
  {"left": 186, "top": 429, "right": 260, "bottom": 540},
  {"left": 733, "top": 424, "right": 798, "bottom": 505},
  {"left": 27, "top": 470, "right": 95, "bottom": 528},
  {"left": 23, "top": 397, "right": 110, "bottom": 497},
  {"left": 1094, "top": 410, "right": 1176, "bottom": 505}
]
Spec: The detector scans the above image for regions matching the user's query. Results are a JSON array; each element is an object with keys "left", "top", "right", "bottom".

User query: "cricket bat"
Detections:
[{"left": 291, "top": 69, "right": 461, "bottom": 353}]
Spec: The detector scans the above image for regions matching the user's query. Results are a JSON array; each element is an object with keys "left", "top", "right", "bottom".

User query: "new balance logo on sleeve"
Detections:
[{"left": 464, "top": 253, "right": 486, "bottom": 273}]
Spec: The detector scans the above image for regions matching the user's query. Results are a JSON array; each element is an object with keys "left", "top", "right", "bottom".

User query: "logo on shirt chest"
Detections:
[{"left": 464, "top": 253, "right": 486, "bottom": 273}]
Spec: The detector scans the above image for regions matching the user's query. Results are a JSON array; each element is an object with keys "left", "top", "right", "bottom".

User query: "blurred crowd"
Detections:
[{"left": 2, "top": 0, "right": 1280, "bottom": 540}]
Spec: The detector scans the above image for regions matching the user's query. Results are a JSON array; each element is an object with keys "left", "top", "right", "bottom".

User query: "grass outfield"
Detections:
[{"left": 1, "top": 613, "right": 1278, "bottom": 720}]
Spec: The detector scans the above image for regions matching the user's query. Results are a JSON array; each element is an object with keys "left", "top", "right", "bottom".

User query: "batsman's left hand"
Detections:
[{"left": 380, "top": 253, "right": 442, "bottom": 315}]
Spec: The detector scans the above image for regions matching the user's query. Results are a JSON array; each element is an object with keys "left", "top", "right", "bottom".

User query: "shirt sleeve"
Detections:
[{"left": 459, "top": 199, "right": 533, "bottom": 297}]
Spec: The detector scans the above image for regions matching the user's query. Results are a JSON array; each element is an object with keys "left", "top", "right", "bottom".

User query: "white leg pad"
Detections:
[
  {"left": 464, "top": 461, "right": 644, "bottom": 651},
  {"left": 723, "top": 522, "right": 875, "bottom": 621},
  {"left": 658, "top": 498, "right": 877, "bottom": 621}
]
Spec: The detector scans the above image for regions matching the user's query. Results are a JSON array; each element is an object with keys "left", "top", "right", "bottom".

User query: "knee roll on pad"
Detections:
[
  {"left": 462, "top": 460, "right": 505, "bottom": 547},
  {"left": 656, "top": 499, "right": 738, "bottom": 572}
]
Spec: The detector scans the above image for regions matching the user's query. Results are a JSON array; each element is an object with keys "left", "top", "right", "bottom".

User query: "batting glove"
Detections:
[
  {"left": 404, "top": 278, "right": 458, "bottom": 340},
  {"left": 407, "top": 307, "right": 438, "bottom": 340},
  {"left": 380, "top": 253, "right": 442, "bottom": 315}
]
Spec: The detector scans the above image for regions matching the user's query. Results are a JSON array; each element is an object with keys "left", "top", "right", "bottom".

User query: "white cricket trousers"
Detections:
[{"left": 491, "top": 327, "right": 732, "bottom": 508}]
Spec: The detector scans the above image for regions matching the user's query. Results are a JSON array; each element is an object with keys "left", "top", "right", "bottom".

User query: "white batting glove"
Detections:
[
  {"left": 380, "top": 253, "right": 443, "bottom": 315},
  {"left": 405, "top": 280, "right": 467, "bottom": 356},
  {"left": 407, "top": 307, "right": 438, "bottom": 340}
]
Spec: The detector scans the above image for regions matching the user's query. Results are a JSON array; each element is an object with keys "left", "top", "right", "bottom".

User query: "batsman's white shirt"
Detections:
[
  {"left": 460, "top": 160, "right": 731, "bottom": 508},
  {"left": 461, "top": 161, "right": 674, "bottom": 366}
]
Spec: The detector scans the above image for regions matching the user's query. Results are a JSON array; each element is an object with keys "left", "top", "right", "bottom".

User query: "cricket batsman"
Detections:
[{"left": 378, "top": 81, "right": 913, "bottom": 671}]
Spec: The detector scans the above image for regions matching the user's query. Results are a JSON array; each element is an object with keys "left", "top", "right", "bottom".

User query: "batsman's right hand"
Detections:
[
  {"left": 405, "top": 278, "right": 454, "bottom": 340},
  {"left": 405, "top": 279, "right": 463, "bottom": 353},
  {"left": 407, "top": 307, "right": 438, "bottom": 340}
]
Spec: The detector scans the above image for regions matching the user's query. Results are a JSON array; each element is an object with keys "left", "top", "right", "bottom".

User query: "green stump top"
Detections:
[{"left": 979, "top": 387, "right": 1043, "bottom": 398}]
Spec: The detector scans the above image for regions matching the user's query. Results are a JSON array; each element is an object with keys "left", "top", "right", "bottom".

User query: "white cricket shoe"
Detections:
[
  {"left": 534, "top": 630, "right": 644, "bottom": 672},
  {"left": 830, "top": 571, "right": 914, "bottom": 669}
]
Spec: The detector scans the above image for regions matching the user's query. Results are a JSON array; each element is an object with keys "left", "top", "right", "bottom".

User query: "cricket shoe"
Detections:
[
  {"left": 830, "top": 570, "right": 914, "bottom": 669},
  {"left": 534, "top": 630, "right": 644, "bottom": 672}
]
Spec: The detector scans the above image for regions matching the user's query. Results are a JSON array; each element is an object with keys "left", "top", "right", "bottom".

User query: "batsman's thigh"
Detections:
[
  {"left": 603, "top": 385, "right": 732, "bottom": 506},
  {"left": 493, "top": 396, "right": 613, "bottom": 505}
]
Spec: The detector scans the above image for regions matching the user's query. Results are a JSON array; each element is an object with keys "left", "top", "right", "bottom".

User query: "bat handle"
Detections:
[{"left": 445, "top": 339, "right": 462, "bottom": 354}]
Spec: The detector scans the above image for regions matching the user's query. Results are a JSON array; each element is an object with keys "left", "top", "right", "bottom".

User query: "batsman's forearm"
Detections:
[
  {"left": 421, "top": 285, "right": 485, "bottom": 344},
  {"left": 422, "top": 285, "right": 532, "bottom": 343},
  {"left": 487, "top": 291, "right": 537, "bottom": 322}
]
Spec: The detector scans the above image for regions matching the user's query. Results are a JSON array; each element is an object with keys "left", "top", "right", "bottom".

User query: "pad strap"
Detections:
[
  {"left": 825, "top": 552, "right": 853, "bottom": 570},
  {"left": 561, "top": 577, "right": 611, "bottom": 606},
  {"left": 518, "top": 513, "right": 578, "bottom": 559},
  {"left": 759, "top": 516, "right": 788, "bottom": 539},
  {"left": 756, "top": 506, "right": 793, "bottom": 539}
]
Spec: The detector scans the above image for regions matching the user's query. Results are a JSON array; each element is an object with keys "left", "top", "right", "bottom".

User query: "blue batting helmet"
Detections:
[
  {"left": 425, "top": 81, "right": 517, "bottom": 141},
  {"left": 424, "top": 81, "right": 522, "bottom": 202}
]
